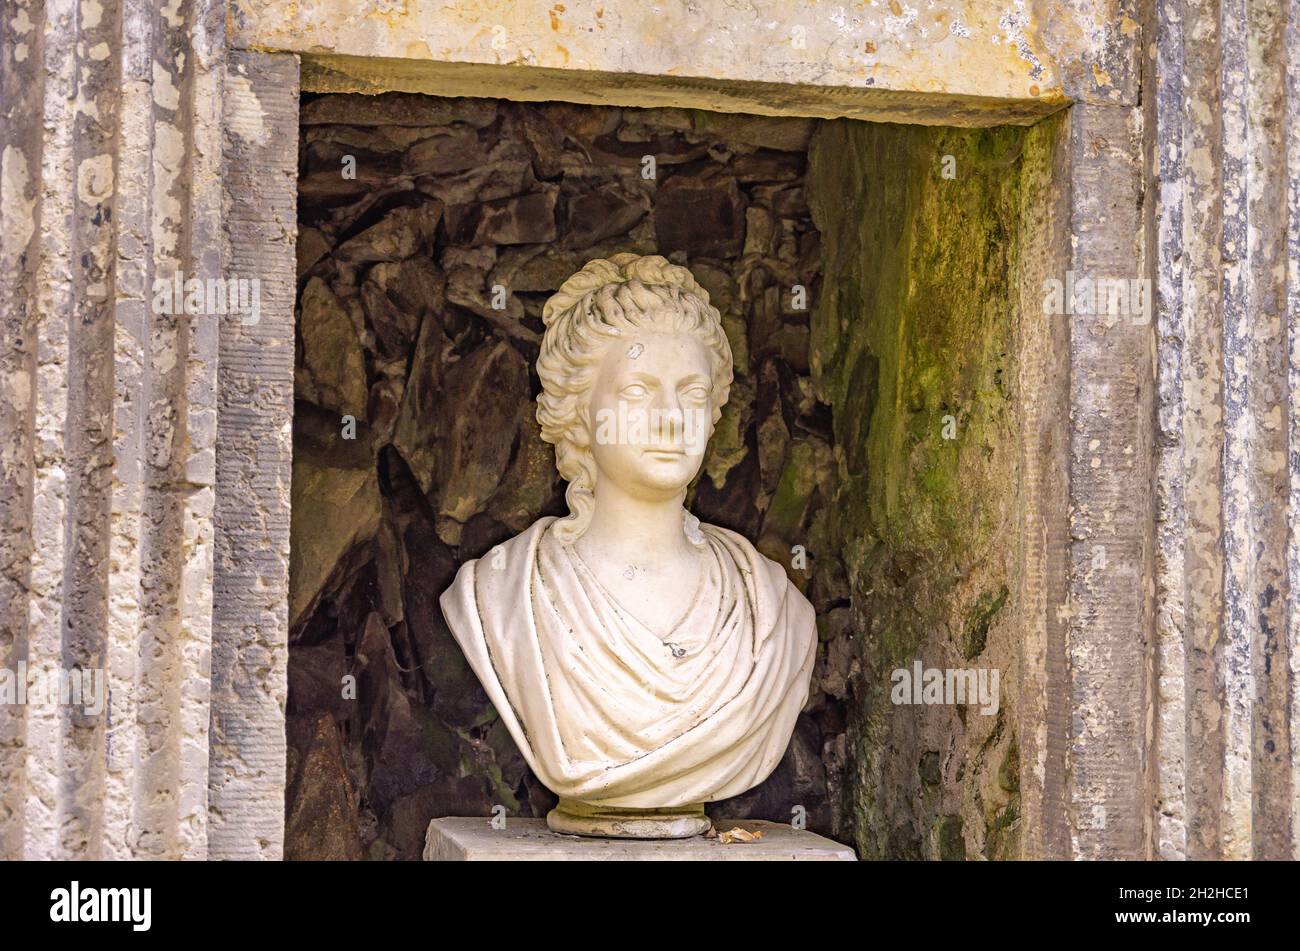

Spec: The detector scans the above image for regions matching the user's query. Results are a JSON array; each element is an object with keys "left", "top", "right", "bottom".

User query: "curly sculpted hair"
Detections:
[{"left": 536, "top": 253, "right": 734, "bottom": 543}]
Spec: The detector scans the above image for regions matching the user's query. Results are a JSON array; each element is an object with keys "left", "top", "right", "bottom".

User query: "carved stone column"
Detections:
[{"left": 0, "top": 0, "right": 295, "bottom": 859}]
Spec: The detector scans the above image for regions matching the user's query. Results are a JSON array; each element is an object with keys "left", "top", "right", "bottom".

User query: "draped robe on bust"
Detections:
[{"left": 439, "top": 516, "right": 817, "bottom": 809}]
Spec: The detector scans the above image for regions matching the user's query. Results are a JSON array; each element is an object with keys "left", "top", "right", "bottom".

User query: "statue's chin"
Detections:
[
  {"left": 546, "top": 799, "right": 713, "bottom": 839},
  {"left": 632, "top": 476, "right": 694, "bottom": 497},
  {"left": 592, "top": 449, "right": 704, "bottom": 497}
]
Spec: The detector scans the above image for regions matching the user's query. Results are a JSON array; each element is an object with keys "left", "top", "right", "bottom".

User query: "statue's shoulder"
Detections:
[
  {"left": 698, "top": 521, "right": 794, "bottom": 590},
  {"left": 472, "top": 515, "right": 555, "bottom": 571},
  {"left": 441, "top": 516, "right": 557, "bottom": 629},
  {"left": 698, "top": 521, "right": 815, "bottom": 634},
  {"left": 697, "top": 519, "right": 752, "bottom": 551},
  {"left": 485, "top": 516, "right": 556, "bottom": 562}
]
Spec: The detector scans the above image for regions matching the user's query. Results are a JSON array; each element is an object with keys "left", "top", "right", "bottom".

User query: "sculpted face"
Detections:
[{"left": 585, "top": 328, "right": 716, "bottom": 500}]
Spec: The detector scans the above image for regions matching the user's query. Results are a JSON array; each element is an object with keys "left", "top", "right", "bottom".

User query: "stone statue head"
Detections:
[{"left": 537, "top": 254, "right": 734, "bottom": 544}]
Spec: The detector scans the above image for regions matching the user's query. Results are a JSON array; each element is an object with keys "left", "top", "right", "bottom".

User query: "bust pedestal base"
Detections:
[
  {"left": 424, "top": 818, "right": 857, "bottom": 860},
  {"left": 545, "top": 798, "right": 712, "bottom": 839}
]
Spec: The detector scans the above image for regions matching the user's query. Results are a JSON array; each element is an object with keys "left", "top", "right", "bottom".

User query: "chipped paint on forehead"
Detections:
[{"left": 226, "top": 0, "right": 1109, "bottom": 108}]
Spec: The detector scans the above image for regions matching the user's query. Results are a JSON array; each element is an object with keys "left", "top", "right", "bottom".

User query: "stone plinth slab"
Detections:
[{"left": 424, "top": 818, "right": 856, "bottom": 861}]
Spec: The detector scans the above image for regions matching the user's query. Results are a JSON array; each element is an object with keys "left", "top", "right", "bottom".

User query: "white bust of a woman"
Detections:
[{"left": 440, "top": 253, "right": 816, "bottom": 838}]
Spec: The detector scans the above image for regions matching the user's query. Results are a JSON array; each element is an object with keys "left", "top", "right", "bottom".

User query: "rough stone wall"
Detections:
[{"left": 285, "top": 94, "right": 844, "bottom": 859}]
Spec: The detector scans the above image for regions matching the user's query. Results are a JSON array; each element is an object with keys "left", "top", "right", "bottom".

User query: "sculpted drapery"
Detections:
[{"left": 441, "top": 516, "right": 816, "bottom": 809}]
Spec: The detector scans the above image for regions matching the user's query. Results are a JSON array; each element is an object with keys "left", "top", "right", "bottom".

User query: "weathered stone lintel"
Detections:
[
  {"left": 233, "top": 0, "right": 1079, "bottom": 110},
  {"left": 294, "top": 52, "right": 1067, "bottom": 129}
]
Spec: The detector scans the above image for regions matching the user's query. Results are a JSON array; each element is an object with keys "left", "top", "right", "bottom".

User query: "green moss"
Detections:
[
  {"left": 937, "top": 815, "right": 966, "bottom": 861},
  {"left": 763, "top": 440, "right": 820, "bottom": 540},
  {"left": 998, "top": 738, "right": 1020, "bottom": 795},
  {"left": 808, "top": 113, "right": 1063, "bottom": 860},
  {"left": 412, "top": 704, "right": 462, "bottom": 775},
  {"left": 985, "top": 800, "right": 1021, "bottom": 860},
  {"left": 811, "top": 122, "right": 1021, "bottom": 569},
  {"left": 962, "top": 585, "right": 1009, "bottom": 660},
  {"left": 482, "top": 763, "right": 521, "bottom": 813},
  {"left": 918, "top": 750, "right": 941, "bottom": 786}
]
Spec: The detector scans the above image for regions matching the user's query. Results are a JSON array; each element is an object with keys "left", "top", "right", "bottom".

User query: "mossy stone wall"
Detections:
[{"left": 809, "top": 117, "right": 1061, "bottom": 859}]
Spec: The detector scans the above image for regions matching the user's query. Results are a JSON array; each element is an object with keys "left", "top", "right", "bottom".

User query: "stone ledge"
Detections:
[{"left": 425, "top": 818, "right": 856, "bottom": 861}]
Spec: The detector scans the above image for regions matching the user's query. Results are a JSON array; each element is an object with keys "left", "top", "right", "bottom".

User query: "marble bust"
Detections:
[{"left": 440, "top": 253, "right": 816, "bottom": 838}]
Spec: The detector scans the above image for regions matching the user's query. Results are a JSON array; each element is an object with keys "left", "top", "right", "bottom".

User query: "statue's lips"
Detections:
[{"left": 641, "top": 446, "right": 686, "bottom": 458}]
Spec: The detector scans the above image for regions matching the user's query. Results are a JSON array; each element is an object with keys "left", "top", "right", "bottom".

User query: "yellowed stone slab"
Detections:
[{"left": 229, "top": 0, "right": 1086, "bottom": 125}]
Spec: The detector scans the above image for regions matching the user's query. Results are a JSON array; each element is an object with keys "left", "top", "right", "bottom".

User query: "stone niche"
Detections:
[{"left": 286, "top": 91, "right": 1052, "bottom": 860}]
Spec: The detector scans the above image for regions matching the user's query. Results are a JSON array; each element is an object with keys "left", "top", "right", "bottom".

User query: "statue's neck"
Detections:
[{"left": 578, "top": 483, "right": 694, "bottom": 565}]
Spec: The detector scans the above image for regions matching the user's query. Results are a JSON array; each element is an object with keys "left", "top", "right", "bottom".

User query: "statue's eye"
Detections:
[
  {"left": 682, "top": 384, "right": 711, "bottom": 401},
  {"left": 620, "top": 383, "right": 649, "bottom": 399}
]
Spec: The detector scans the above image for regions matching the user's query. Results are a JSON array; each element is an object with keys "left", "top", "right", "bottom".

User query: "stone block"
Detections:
[{"left": 424, "top": 818, "right": 856, "bottom": 861}]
